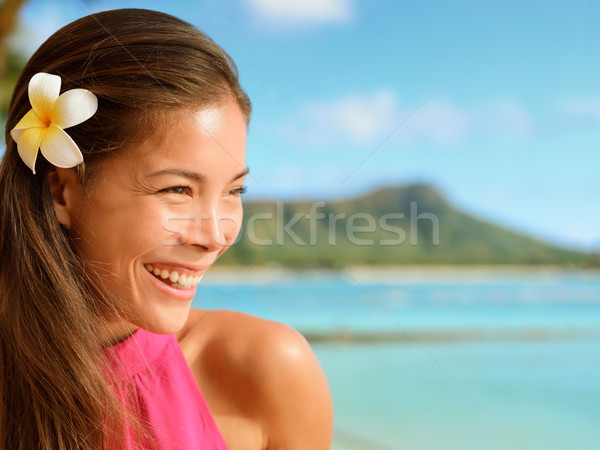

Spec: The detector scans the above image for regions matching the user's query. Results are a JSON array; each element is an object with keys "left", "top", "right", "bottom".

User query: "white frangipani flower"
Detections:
[{"left": 10, "top": 73, "right": 98, "bottom": 174}]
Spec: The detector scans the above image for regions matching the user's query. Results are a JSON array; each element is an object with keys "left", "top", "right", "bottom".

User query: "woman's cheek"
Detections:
[
  {"left": 158, "top": 205, "right": 195, "bottom": 247},
  {"left": 221, "top": 203, "right": 244, "bottom": 246}
]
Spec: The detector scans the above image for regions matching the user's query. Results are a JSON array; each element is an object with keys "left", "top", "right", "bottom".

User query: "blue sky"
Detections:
[{"left": 12, "top": 0, "right": 600, "bottom": 251}]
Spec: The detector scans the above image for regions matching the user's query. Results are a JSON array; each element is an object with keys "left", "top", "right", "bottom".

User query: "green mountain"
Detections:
[{"left": 217, "top": 183, "right": 592, "bottom": 267}]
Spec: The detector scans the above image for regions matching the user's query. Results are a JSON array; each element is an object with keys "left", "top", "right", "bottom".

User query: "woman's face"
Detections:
[{"left": 63, "top": 98, "right": 248, "bottom": 336}]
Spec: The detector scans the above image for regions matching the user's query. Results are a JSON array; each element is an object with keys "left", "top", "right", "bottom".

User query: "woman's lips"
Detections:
[
  {"left": 144, "top": 263, "right": 204, "bottom": 288},
  {"left": 143, "top": 263, "right": 207, "bottom": 301}
]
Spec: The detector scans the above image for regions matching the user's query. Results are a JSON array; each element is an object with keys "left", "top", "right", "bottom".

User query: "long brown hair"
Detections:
[{"left": 0, "top": 8, "right": 250, "bottom": 449}]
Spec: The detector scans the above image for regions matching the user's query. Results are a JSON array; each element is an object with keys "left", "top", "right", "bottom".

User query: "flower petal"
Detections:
[
  {"left": 40, "top": 124, "right": 83, "bottom": 169},
  {"left": 10, "top": 108, "right": 46, "bottom": 142},
  {"left": 29, "top": 73, "right": 61, "bottom": 121},
  {"left": 16, "top": 128, "right": 45, "bottom": 174},
  {"left": 51, "top": 89, "right": 98, "bottom": 129}
]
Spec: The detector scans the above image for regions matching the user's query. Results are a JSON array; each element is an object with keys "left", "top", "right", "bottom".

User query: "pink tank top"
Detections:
[{"left": 102, "top": 328, "right": 228, "bottom": 449}]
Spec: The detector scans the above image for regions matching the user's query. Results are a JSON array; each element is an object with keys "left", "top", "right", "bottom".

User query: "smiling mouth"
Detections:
[{"left": 144, "top": 264, "right": 203, "bottom": 290}]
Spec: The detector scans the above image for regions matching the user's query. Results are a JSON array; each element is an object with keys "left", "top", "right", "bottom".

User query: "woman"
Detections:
[{"left": 0, "top": 8, "right": 333, "bottom": 449}]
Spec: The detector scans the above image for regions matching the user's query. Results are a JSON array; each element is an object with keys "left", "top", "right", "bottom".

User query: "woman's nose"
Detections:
[
  {"left": 187, "top": 201, "right": 242, "bottom": 252},
  {"left": 186, "top": 204, "right": 223, "bottom": 252}
]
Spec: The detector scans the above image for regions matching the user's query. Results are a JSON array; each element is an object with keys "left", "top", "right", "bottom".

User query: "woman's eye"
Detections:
[
  {"left": 228, "top": 185, "right": 247, "bottom": 197},
  {"left": 160, "top": 185, "right": 192, "bottom": 195}
]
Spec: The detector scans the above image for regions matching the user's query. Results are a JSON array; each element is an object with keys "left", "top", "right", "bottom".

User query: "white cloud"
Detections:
[
  {"left": 404, "top": 102, "right": 471, "bottom": 146},
  {"left": 281, "top": 91, "right": 472, "bottom": 149},
  {"left": 295, "top": 91, "right": 397, "bottom": 146},
  {"left": 245, "top": 0, "right": 352, "bottom": 26},
  {"left": 280, "top": 90, "right": 395, "bottom": 148},
  {"left": 477, "top": 100, "right": 534, "bottom": 138},
  {"left": 561, "top": 98, "right": 600, "bottom": 124},
  {"left": 323, "top": 91, "right": 395, "bottom": 141},
  {"left": 279, "top": 92, "right": 539, "bottom": 151}
]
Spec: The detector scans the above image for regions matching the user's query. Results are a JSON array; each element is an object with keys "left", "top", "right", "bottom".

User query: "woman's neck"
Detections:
[{"left": 100, "top": 320, "right": 139, "bottom": 348}]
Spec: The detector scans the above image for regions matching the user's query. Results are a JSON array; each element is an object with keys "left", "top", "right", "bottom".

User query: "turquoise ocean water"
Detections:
[{"left": 193, "top": 268, "right": 600, "bottom": 450}]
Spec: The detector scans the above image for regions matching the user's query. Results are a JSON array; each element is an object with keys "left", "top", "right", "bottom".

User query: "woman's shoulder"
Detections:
[
  {"left": 176, "top": 308, "right": 326, "bottom": 394},
  {"left": 176, "top": 308, "right": 309, "bottom": 364},
  {"left": 176, "top": 308, "right": 333, "bottom": 449}
]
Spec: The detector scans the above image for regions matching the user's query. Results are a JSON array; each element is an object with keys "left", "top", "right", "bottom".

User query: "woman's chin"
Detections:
[{"left": 137, "top": 304, "right": 193, "bottom": 335}]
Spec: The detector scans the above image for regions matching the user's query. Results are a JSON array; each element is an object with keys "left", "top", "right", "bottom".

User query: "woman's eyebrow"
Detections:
[
  {"left": 231, "top": 167, "right": 250, "bottom": 182},
  {"left": 147, "top": 167, "right": 249, "bottom": 183},
  {"left": 147, "top": 169, "right": 206, "bottom": 181}
]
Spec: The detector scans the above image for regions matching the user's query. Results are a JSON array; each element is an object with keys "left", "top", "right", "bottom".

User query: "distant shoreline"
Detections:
[
  {"left": 202, "top": 264, "right": 600, "bottom": 284},
  {"left": 300, "top": 326, "right": 600, "bottom": 344}
]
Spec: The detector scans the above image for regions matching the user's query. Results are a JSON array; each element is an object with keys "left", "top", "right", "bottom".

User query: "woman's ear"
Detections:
[{"left": 47, "top": 167, "right": 82, "bottom": 229}]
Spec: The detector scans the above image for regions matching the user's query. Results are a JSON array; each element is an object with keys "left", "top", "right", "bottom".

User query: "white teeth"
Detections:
[{"left": 144, "top": 264, "right": 203, "bottom": 289}]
